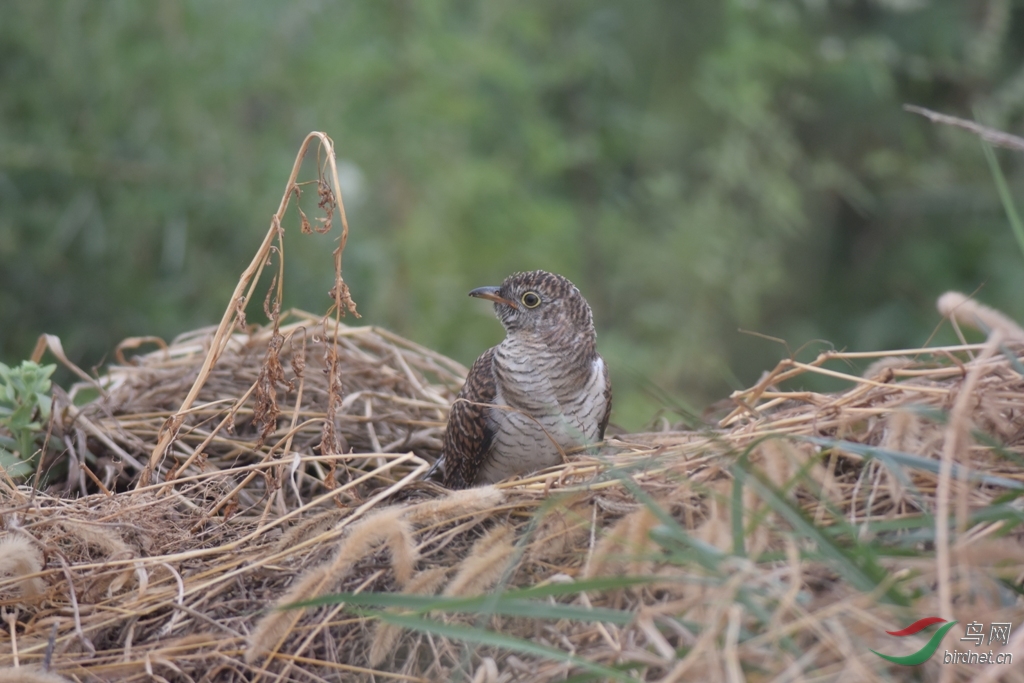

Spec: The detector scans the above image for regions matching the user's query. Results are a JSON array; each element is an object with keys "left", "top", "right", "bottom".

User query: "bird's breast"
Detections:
[{"left": 475, "top": 344, "right": 606, "bottom": 484}]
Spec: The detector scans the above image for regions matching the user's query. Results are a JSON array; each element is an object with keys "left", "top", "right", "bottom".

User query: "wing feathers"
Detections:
[
  {"left": 441, "top": 348, "right": 498, "bottom": 488},
  {"left": 598, "top": 355, "right": 612, "bottom": 441}
]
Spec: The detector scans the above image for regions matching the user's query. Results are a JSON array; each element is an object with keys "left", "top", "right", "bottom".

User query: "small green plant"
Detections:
[{"left": 0, "top": 360, "right": 56, "bottom": 478}]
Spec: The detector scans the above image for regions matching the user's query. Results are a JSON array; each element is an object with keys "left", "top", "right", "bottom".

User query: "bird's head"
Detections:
[{"left": 469, "top": 270, "right": 595, "bottom": 341}]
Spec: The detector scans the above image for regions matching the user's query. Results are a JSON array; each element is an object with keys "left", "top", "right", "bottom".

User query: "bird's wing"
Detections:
[
  {"left": 598, "top": 355, "right": 612, "bottom": 441},
  {"left": 441, "top": 347, "right": 498, "bottom": 488}
]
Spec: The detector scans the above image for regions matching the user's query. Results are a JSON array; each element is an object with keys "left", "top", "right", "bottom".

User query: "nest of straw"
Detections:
[
  {"left": 2, "top": 307, "right": 1022, "bottom": 682},
  {"left": 2, "top": 134, "right": 1022, "bottom": 682}
]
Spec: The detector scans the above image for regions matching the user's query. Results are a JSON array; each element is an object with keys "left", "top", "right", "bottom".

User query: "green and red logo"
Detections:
[{"left": 872, "top": 617, "right": 958, "bottom": 666}]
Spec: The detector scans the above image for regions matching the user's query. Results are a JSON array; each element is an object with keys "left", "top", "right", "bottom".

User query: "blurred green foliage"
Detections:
[{"left": 1, "top": 1, "right": 1022, "bottom": 429}]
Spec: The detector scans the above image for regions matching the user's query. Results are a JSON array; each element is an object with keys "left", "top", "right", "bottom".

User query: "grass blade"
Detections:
[
  {"left": 732, "top": 453, "right": 747, "bottom": 557},
  {"left": 375, "top": 613, "right": 637, "bottom": 681},
  {"left": 294, "top": 592, "right": 633, "bottom": 624},
  {"left": 733, "top": 458, "right": 907, "bottom": 605},
  {"left": 615, "top": 471, "right": 725, "bottom": 570},
  {"left": 981, "top": 139, "right": 1024, "bottom": 260},
  {"left": 802, "top": 437, "right": 1024, "bottom": 490}
]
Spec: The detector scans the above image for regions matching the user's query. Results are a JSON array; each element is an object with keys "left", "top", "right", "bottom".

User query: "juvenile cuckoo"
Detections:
[{"left": 437, "top": 270, "right": 611, "bottom": 488}]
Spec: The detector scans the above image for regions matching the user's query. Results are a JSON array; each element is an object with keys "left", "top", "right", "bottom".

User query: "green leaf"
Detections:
[
  {"left": 0, "top": 449, "right": 34, "bottom": 478},
  {"left": 35, "top": 393, "right": 52, "bottom": 420}
]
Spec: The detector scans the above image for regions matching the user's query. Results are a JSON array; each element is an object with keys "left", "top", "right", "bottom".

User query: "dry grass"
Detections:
[
  {"left": 2, "top": 315, "right": 1022, "bottom": 682},
  {"left": 2, "top": 133, "right": 1023, "bottom": 682}
]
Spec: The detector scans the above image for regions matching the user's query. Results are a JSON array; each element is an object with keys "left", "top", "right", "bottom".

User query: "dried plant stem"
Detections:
[
  {"left": 143, "top": 132, "right": 351, "bottom": 489},
  {"left": 936, "top": 332, "right": 1000, "bottom": 622},
  {"left": 904, "top": 104, "right": 1024, "bottom": 153}
]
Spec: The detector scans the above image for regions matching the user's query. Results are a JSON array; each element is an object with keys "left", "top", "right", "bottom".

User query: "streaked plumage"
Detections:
[{"left": 438, "top": 270, "right": 611, "bottom": 488}]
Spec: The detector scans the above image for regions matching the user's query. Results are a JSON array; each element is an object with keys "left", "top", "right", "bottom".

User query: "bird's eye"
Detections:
[{"left": 521, "top": 292, "right": 541, "bottom": 308}]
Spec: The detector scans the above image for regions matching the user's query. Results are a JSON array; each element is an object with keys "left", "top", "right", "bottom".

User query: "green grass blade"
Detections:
[
  {"left": 291, "top": 575, "right": 657, "bottom": 614},
  {"left": 507, "top": 575, "right": 657, "bottom": 598},
  {"left": 802, "top": 437, "right": 1024, "bottom": 490},
  {"left": 615, "top": 471, "right": 725, "bottom": 570},
  {"left": 997, "top": 342, "right": 1024, "bottom": 378},
  {"left": 981, "top": 140, "right": 1024, "bottom": 260},
  {"left": 375, "top": 613, "right": 638, "bottom": 681},
  {"left": 733, "top": 459, "right": 907, "bottom": 605},
  {"left": 732, "top": 453, "right": 747, "bottom": 557},
  {"left": 293, "top": 592, "right": 633, "bottom": 624}
]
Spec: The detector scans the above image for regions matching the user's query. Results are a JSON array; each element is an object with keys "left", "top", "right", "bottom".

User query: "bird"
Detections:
[{"left": 437, "top": 270, "right": 611, "bottom": 488}]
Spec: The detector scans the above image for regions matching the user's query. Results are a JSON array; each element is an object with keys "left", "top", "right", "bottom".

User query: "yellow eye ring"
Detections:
[{"left": 521, "top": 291, "right": 541, "bottom": 308}]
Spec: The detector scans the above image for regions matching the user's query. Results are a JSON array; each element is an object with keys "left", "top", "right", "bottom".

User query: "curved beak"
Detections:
[{"left": 469, "top": 285, "right": 519, "bottom": 309}]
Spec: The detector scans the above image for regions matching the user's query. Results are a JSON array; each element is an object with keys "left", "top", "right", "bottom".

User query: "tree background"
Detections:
[{"left": 1, "top": 0, "right": 1022, "bottom": 429}]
